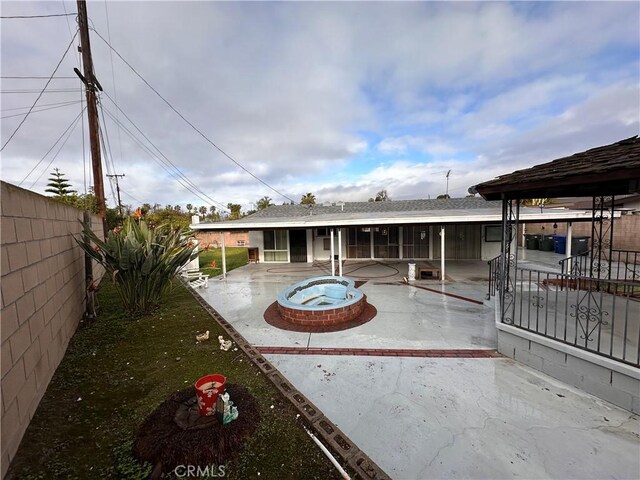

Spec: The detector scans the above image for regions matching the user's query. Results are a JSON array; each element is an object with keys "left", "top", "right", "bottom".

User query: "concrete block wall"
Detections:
[
  {"left": 497, "top": 328, "right": 640, "bottom": 414},
  {"left": 522, "top": 214, "right": 640, "bottom": 251},
  {"left": 1, "top": 182, "right": 105, "bottom": 476}
]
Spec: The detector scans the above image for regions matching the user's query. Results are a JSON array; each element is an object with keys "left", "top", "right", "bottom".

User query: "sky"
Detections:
[{"left": 1, "top": 1, "right": 639, "bottom": 214}]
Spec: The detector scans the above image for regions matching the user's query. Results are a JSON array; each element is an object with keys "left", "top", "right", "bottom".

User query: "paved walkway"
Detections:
[{"left": 200, "top": 262, "right": 640, "bottom": 479}]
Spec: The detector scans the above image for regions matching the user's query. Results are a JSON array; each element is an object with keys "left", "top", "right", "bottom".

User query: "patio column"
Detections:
[
  {"left": 338, "top": 228, "right": 343, "bottom": 276},
  {"left": 440, "top": 226, "right": 445, "bottom": 281},
  {"left": 565, "top": 222, "right": 573, "bottom": 273},
  {"left": 220, "top": 231, "right": 227, "bottom": 278},
  {"left": 330, "top": 228, "right": 335, "bottom": 276}
]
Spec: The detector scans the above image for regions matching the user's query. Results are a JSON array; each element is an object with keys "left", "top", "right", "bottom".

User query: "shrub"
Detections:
[{"left": 77, "top": 218, "right": 197, "bottom": 315}]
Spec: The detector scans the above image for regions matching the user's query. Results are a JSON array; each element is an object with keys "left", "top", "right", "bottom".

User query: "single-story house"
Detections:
[{"left": 191, "top": 197, "right": 594, "bottom": 277}]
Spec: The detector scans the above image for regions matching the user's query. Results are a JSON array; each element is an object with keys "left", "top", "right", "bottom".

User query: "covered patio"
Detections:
[{"left": 473, "top": 136, "right": 640, "bottom": 413}]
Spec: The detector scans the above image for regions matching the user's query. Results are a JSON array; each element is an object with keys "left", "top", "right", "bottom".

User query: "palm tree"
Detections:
[
  {"left": 256, "top": 196, "right": 273, "bottom": 210},
  {"left": 186, "top": 203, "right": 193, "bottom": 214},
  {"left": 300, "top": 192, "right": 316, "bottom": 205}
]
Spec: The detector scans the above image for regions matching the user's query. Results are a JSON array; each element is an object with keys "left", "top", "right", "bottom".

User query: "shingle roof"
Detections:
[
  {"left": 241, "top": 197, "right": 501, "bottom": 220},
  {"left": 473, "top": 136, "right": 640, "bottom": 200}
]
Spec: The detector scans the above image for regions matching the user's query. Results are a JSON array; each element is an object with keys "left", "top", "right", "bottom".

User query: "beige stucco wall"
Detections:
[{"left": 1, "top": 182, "right": 105, "bottom": 476}]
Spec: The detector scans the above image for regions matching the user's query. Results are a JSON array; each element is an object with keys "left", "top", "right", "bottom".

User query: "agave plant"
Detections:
[{"left": 77, "top": 217, "right": 197, "bottom": 315}]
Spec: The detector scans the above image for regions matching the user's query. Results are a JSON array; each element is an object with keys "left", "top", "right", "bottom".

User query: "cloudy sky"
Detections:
[{"left": 1, "top": 1, "right": 638, "bottom": 214}]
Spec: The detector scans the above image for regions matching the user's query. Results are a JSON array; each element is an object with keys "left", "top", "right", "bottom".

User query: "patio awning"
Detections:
[{"left": 470, "top": 136, "right": 640, "bottom": 200}]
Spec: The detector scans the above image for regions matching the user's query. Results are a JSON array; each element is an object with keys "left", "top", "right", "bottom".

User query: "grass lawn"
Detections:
[
  {"left": 6, "top": 280, "right": 339, "bottom": 479},
  {"left": 199, "top": 247, "right": 248, "bottom": 277}
]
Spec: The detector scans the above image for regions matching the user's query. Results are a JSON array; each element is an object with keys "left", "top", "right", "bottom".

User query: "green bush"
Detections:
[{"left": 77, "top": 218, "right": 196, "bottom": 315}]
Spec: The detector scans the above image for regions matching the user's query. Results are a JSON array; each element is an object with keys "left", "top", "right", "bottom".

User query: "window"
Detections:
[
  {"left": 484, "top": 225, "right": 502, "bottom": 242},
  {"left": 236, "top": 240, "right": 245, "bottom": 246},
  {"left": 316, "top": 228, "right": 329, "bottom": 236},
  {"left": 323, "top": 238, "right": 331, "bottom": 251},
  {"left": 402, "top": 225, "right": 429, "bottom": 258},
  {"left": 263, "top": 230, "right": 288, "bottom": 261}
]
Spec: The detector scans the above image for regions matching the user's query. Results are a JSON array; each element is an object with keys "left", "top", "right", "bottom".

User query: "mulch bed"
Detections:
[
  {"left": 263, "top": 301, "right": 378, "bottom": 333},
  {"left": 133, "top": 383, "right": 259, "bottom": 475}
]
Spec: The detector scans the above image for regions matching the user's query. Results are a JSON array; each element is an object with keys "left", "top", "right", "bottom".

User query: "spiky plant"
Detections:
[{"left": 76, "top": 217, "right": 197, "bottom": 315}]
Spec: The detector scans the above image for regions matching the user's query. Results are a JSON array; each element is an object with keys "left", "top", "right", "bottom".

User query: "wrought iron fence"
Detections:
[
  {"left": 506, "top": 267, "right": 639, "bottom": 367},
  {"left": 558, "top": 251, "right": 589, "bottom": 276},
  {"left": 487, "top": 254, "right": 501, "bottom": 299},
  {"left": 611, "top": 249, "right": 640, "bottom": 283}
]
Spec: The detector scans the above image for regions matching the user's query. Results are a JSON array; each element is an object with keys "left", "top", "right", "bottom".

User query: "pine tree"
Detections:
[{"left": 45, "top": 168, "right": 76, "bottom": 196}]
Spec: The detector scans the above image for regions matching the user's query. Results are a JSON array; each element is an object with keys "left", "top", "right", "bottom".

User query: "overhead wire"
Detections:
[
  {"left": 18, "top": 106, "right": 86, "bottom": 186},
  {"left": 1, "top": 99, "right": 82, "bottom": 112},
  {"left": 99, "top": 105, "right": 226, "bottom": 211},
  {"left": 99, "top": 91, "right": 227, "bottom": 210},
  {"left": 90, "top": 27, "right": 296, "bottom": 204},
  {"left": 0, "top": 13, "right": 76, "bottom": 19},
  {"left": 1, "top": 100, "right": 81, "bottom": 119},
  {"left": 28, "top": 112, "right": 84, "bottom": 189},
  {"left": 100, "top": 105, "right": 226, "bottom": 210},
  {"left": 1, "top": 30, "right": 79, "bottom": 152},
  {"left": 102, "top": 0, "right": 124, "bottom": 168}
]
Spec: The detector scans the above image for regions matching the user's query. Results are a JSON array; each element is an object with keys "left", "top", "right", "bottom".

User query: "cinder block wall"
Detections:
[
  {"left": 1, "top": 182, "right": 105, "bottom": 476},
  {"left": 521, "top": 215, "right": 640, "bottom": 251},
  {"left": 498, "top": 329, "right": 639, "bottom": 414}
]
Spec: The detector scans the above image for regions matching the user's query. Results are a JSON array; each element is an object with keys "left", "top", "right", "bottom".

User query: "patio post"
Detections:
[
  {"left": 565, "top": 222, "right": 573, "bottom": 273},
  {"left": 440, "top": 226, "right": 445, "bottom": 281},
  {"left": 330, "top": 228, "right": 335, "bottom": 276},
  {"left": 338, "top": 228, "right": 343, "bottom": 276},
  {"left": 220, "top": 231, "right": 227, "bottom": 278}
]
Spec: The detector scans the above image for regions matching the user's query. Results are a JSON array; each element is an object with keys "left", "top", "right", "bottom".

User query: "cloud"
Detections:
[{"left": 1, "top": 1, "right": 637, "bottom": 212}]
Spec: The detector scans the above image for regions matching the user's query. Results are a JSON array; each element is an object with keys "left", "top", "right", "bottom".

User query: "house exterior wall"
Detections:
[
  {"left": 248, "top": 231, "right": 264, "bottom": 262},
  {"left": 1, "top": 182, "right": 105, "bottom": 476}
]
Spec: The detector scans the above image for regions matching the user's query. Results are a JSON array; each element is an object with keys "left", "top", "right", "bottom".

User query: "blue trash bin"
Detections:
[{"left": 554, "top": 235, "right": 567, "bottom": 255}]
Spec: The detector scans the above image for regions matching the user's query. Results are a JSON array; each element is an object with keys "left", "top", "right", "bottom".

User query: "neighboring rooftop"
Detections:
[
  {"left": 246, "top": 197, "right": 500, "bottom": 219},
  {"left": 472, "top": 136, "right": 640, "bottom": 200},
  {"left": 192, "top": 197, "right": 595, "bottom": 231}
]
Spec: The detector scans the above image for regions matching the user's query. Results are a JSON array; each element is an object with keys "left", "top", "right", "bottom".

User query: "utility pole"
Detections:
[
  {"left": 76, "top": 0, "right": 107, "bottom": 237},
  {"left": 106, "top": 173, "right": 125, "bottom": 216}
]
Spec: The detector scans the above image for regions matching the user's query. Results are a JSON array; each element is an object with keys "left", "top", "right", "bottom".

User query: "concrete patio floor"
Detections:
[{"left": 199, "top": 261, "right": 640, "bottom": 479}]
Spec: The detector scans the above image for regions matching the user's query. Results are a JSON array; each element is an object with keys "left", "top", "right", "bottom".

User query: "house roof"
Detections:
[
  {"left": 471, "top": 136, "right": 640, "bottom": 200},
  {"left": 192, "top": 197, "right": 596, "bottom": 231}
]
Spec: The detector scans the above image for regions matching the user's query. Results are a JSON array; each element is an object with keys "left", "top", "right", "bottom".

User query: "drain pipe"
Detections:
[{"left": 303, "top": 424, "right": 350, "bottom": 480}]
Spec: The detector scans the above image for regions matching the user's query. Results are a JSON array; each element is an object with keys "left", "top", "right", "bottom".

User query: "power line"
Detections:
[
  {"left": 28, "top": 112, "right": 84, "bottom": 189},
  {"left": 1, "top": 100, "right": 81, "bottom": 119},
  {"left": 91, "top": 27, "right": 296, "bottom": 204},
  {"left": 1, "top": 30, "right": 78, "bottom": 152},
  {"left": 1, "top": 89, "right": 82, "bottom": 93},
  {"left": 100, "top": 104, "right": 226, "bottom": 211},
  {"left": 1, "top": 99, "right": 81, "bottom": 112},
  {"left": 18, "top": 106, "right": 86, "bottom": 186},
  {"left": 0, "top": 76, "right": 76, "bottom": 79},
  {"left": 103, "top": 0, "right": 124, "bottom": 168},
  {"left": 99, "top": 92, "right": 227, "bottom": 210},
  {"left": 0, "top": 13, "right": 76, "bottom": 19}
]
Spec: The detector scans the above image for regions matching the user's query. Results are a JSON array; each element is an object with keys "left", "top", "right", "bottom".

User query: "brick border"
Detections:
[
  {"left": 184, "top": 282, "right": 392, "bottom": 480},
  {"left": 257, "top": 347, "right": 502, "bottom": 358},
  {"left": 401, "top": 281, "right": 485, "bottom": 305}
]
